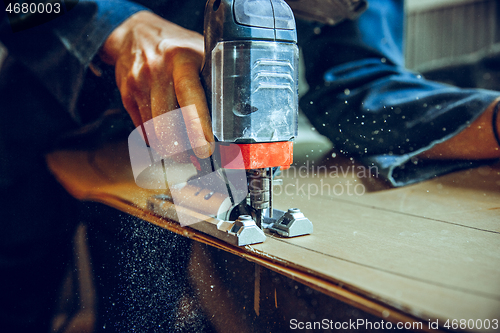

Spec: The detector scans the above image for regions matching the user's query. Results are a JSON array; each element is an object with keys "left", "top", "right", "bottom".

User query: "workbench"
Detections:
[{"left": 46, "top": 139, "right": 500, "bottom": 333}]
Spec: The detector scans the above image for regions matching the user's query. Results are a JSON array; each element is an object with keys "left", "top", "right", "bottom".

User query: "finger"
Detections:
[
  {"left": 116, "top": 55, "right": 153, "bottom": 129},
  {"left": 115, "top": 65, "right": 144, "bottom": 129},
  {"left": 118, "top": 75, "right": 157, "bottom": 152},
  {"left": 172, "top": 50, "right": 215, "bottom": 159},
  {"left": 120, "top": 88, "right": 155, "bottom": 150},
  {"left": 136, "top": 98, "right": 154, "bottom": 146},
  {"left": 150, "top": 73, "right": 190, "bottom": 163},
  {"left": 121, "top": 94, "right": 143, "bottom": 129},
  {"left": 180, "top": 104, "right": 214, "bottom": 159}
]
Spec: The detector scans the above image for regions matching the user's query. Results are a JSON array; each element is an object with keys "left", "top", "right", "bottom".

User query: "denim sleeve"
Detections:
[
  {"left": 0, "top": 0, "right": 147, "bottom": 122},
  {"left": 298, "top": 0, "right": 499, "bottom": 186}
]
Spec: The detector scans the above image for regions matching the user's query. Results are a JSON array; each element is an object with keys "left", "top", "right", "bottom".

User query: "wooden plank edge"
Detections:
[{"left": 83, "top": 192, "right": 443, "bottom": 333}]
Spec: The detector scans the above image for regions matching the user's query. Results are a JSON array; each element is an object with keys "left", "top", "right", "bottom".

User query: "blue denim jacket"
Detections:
[
  {"left": 297, "top": 0, "right": 499, "bottom": 185},
  {"left": 1, "top": 0, "right": 498, "bottom": 186}
]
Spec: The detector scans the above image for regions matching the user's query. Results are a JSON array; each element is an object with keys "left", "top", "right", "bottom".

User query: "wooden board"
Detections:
[{"left": 45, "top": 140, "right": 500, "bottom": 332}]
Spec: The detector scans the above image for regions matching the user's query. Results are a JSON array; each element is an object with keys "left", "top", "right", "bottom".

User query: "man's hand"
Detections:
[
  {"left": 100, "top": 11, "right": 214, "bottom": 159},
  {"left": 420, "top": 96, "right": 500, "bottom": 160}
]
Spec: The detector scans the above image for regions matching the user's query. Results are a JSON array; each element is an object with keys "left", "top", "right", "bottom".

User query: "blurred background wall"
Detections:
[{"left": 406, "top": 0, "right": 499, "bottom": 69}]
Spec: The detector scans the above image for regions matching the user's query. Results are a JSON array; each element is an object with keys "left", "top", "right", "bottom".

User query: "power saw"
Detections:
[{"left": 147, "top": 0, "right": 313, "bottom": 246}]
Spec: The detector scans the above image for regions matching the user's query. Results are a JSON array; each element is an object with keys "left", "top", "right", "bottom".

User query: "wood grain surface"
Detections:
[{"left": 45, "top": 141, "right": 500, "bottom": 332}]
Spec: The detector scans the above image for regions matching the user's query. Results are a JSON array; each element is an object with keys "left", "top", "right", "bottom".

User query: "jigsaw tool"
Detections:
[{"left": 147, "top": 0, "right": 313, "bottom": 246}]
